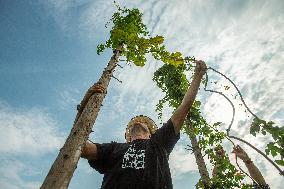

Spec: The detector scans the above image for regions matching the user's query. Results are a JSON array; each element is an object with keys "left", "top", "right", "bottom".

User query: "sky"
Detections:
[{"left": 0, "top": 0, "right": 283, "bottom": 188}]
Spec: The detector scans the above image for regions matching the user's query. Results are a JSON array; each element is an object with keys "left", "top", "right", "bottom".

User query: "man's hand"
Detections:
[
  {"left": 194, "top": 60, "right": 207, "bottom": 76},
  {"left": 77, "top": 82, "right": 106, "bottom": 112},
  {"left": 232, "top": 145, "right": 250, "bottom": 161}
]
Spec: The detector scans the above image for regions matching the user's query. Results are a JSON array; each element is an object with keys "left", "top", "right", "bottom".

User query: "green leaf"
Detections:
[
  {"left": 275, "top": 160, "right": 284, "bottom": 166},
  {"left": 213, "top": 122, "right": 222, "bottom": 127},
  {"left": 250, "top": 123, "right": 260, "bottom": 136},
  {"left": 195, "top": 100, "right": 201, "bottom": 107},
  {"left": 271, "top": 149, "right": 277, "bottom": 157},
  {"left": 265, "top": 148, "right": 270, "bottom": 155}
]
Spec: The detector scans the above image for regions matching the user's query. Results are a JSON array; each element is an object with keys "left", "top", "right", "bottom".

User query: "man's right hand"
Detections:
[{"left": 77, "top": 82, "right": 106, "bottom": 112}]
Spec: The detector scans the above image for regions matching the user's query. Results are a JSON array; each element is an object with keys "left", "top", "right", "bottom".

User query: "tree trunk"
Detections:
[
  {"left": 41, "top": 49, "right": 121, "bottom": 189},
  {"left": 186, "top": 116, "right": 211, "bottom": 188}
]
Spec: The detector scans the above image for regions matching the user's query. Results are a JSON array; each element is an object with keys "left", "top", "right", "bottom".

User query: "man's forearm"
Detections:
[
  {"left": 81, "top": 142, "right": 98, "bottom": 161},
  {"left": 171, "top": 61, "right": 206, "bottom": 134}
]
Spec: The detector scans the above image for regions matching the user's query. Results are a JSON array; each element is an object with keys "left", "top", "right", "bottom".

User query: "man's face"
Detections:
[{"left": 129, "top": 122, "right": 151, "bottom": 140}]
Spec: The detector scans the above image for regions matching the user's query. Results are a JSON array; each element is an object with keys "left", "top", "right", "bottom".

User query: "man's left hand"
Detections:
[{"left": 194, "top": 60, "right": 207, "bottom": 76}]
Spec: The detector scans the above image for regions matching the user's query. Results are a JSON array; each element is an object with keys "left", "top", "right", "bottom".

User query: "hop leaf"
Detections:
[
  {"left": 213, "top": 122, "right": 222, "bottom": 127},
  {"left": 275, "top": 160, "right": 284, "bottom": 166},
  {"left": 250, "top": 122, "right": 260, "bottom": 136}
]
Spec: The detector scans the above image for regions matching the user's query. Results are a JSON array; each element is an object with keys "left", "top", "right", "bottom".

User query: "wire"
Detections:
[
  {"left": 207, "top": 67, "right": 260, "bottom": 120},
  {"left": 204, "top": 71, "right": 235, "bottom": 136},
  {"left": 204, "top": 67, "right": 284, "bottom": 176}
]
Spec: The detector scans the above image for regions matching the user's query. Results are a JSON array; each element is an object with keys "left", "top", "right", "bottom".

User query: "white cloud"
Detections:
[
  {"left": 58, "top": 87, "right": 81, "bottom": 110},
  {"left": 0, "top": 101, "right": 64, "bottom": 156},
  {"left": 169, "top": 144, "right": 198, "bottom": 178},
  {"left": 0, "top": 159, "right": 41, "bottom": 189},
  {"left": 0, "top": 101, "right": 65, "bottom": 189}
]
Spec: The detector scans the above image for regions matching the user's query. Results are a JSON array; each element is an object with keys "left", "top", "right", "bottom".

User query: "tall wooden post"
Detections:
[
  {"left": 41, "top": 49, "right": 120, "bottom": 189},
  {"left": 186, "top": 117, "right": 211, "bottom": 188}
]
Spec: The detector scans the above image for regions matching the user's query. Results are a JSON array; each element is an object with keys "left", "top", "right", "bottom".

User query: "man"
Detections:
[
  {"left": 213, "top": 145, "right": 270, "bottom": 189},
  {"left": 81, "top": 61, "right": 207, "bottom": 189}
]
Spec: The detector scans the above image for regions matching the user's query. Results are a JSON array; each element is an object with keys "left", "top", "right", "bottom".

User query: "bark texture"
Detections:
[
  {"left": 40, "top": 50, "right": 120, "bottom": 189},
  {"left": 186, "top": 117, "right": 210, "bottom": 188}
]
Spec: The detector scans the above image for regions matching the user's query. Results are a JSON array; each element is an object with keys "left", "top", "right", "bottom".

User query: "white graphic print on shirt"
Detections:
[{"left": 122, "top": 144, "right": 145, "bottom": 169}]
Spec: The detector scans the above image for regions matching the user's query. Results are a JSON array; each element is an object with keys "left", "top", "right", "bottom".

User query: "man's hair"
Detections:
[{"left": 130, "top": 122, "right": 149, "bottom": 137}]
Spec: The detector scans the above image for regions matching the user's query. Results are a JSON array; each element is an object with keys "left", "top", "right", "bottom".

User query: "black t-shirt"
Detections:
[{"left": 88, "top": 119, "right": 180, "bottom": 189}]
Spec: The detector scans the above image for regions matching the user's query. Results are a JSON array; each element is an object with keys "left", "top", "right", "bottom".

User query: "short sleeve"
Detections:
[
  {"left": 150, "top": 118, "right": 180, "bottom": 154},
  {"left": 88, "top": 141, "right": 118, "bottom": 174}
]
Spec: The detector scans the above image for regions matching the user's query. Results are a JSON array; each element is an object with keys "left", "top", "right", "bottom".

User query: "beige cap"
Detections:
[{"left": 125, "top": 115, "right": 157, "bottom": 142}]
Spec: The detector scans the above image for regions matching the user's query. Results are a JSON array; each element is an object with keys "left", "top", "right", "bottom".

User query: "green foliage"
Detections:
[
  {"left": 97, "top": 3, "right": 185, "bottom": 67},
  {"left": 153, "top": 63, "right": 247, "bottom": 188},
  {"left": 210, "top": 153, "right": 247, "bottom": 189},
  {"left": 250, "top": 117, "right": 284, "bottom": 166},
  {"left": 153, "top": 63, "right": 190, "bottom": 122},
  {"left": 189, "top": 104, "right": 248, "bottom": 189}
]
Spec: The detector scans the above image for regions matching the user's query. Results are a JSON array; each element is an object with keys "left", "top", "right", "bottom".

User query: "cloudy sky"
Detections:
[{"left": 0, "top": 0, "right": 283, "bottom": 188}]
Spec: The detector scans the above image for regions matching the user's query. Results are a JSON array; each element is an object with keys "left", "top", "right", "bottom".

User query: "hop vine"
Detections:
[{"left": 97, "top": 3, "right": 185, "bottom": 67}]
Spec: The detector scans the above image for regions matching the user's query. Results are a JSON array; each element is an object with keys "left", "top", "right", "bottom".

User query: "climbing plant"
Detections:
[
  {"left": 97, "top": 3, "right": 184, "bottom": 67},
  {"left": 153, "top": 63, "right": 251, "bottom": 188},
  {"left": 251, "top": 118, "right": 284, "bottom": 166},
  {"left": 153, "top": 59, "right": 284, "bottom": 188},
  {"left": 204, "top": 67, "right": 284, "bottom": 172}
]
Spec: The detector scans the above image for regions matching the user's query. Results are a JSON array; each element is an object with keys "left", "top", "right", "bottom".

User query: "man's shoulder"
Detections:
[
  {"left": 106, "top": 141, "right": 127, "bottom": 145},
  {"left": 109, "top": 141, "right": 130, "bottom": 150},
  {"left": 96, "top": 141, "right": 128, "bottom": 151}
]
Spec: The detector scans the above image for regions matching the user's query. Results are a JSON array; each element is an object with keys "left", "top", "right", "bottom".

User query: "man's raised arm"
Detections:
[{"left": 171, "top": 60, "right": 207, "bottom": 135}]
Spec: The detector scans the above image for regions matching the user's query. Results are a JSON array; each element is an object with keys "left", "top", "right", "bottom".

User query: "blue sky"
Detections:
[{"left": 0, "top": 0, "right": 283, "bottom": 188}]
